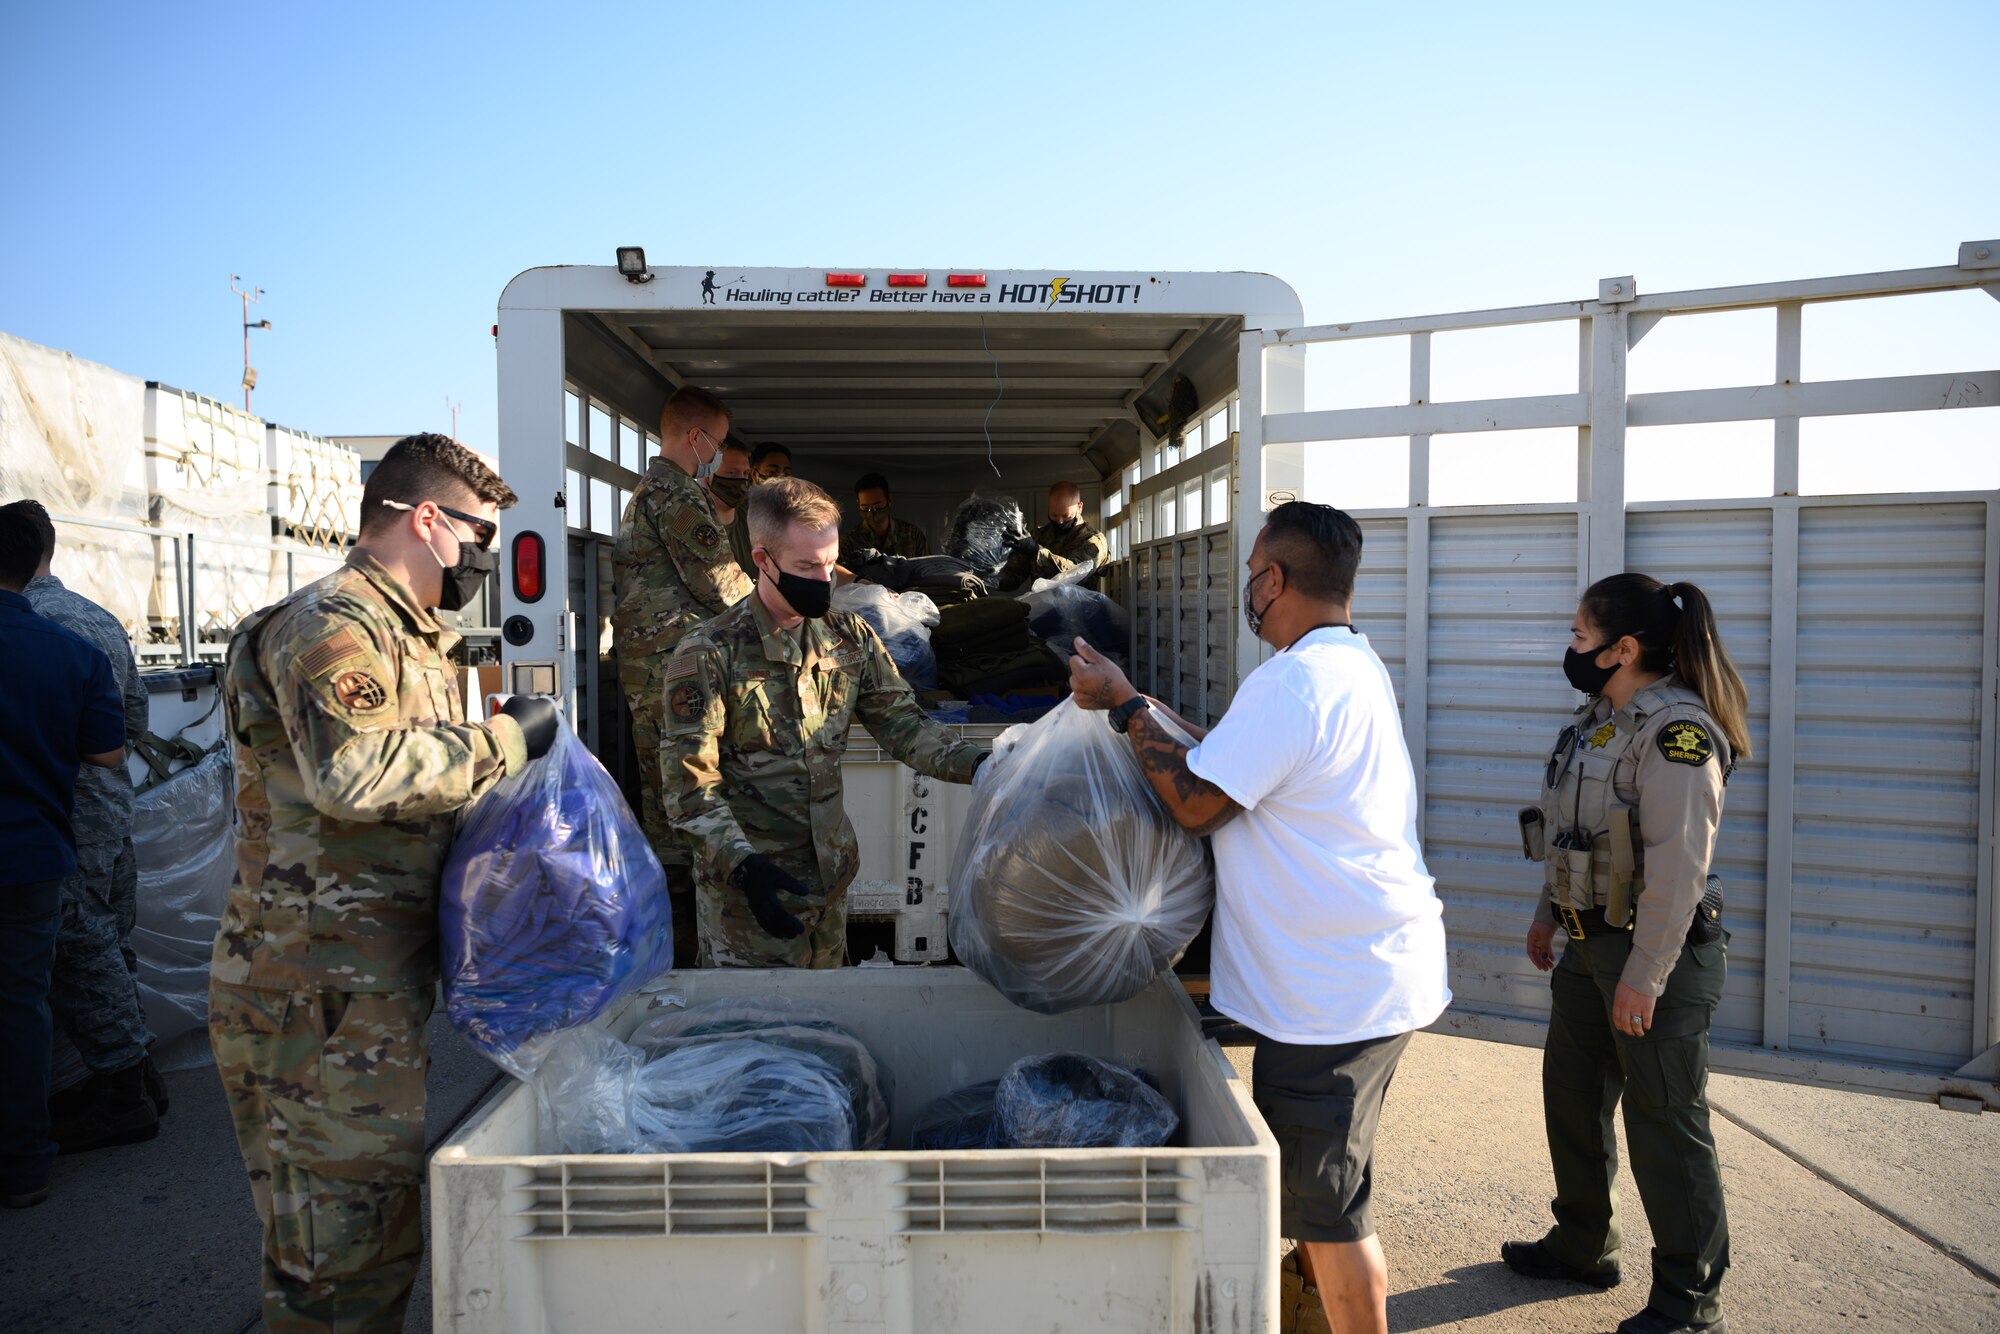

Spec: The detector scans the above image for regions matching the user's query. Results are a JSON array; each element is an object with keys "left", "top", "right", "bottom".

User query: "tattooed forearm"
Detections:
[{"left": 1127, "top": 709, "right": 1241, "bottom": 835}]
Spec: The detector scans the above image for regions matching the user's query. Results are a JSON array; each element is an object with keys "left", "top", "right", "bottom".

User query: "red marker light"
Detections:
[
  {"left": 947, "top": 273, "right": 987, "bottom": 288},
  {"left": 825, "top": 273, "right": 866, "bottom": 287},
  {"left": 887, "top": 273, "right": 928, "bottom": 288},
  {"left": 512, "top": 531, "right": 545, "bottom": 603}
]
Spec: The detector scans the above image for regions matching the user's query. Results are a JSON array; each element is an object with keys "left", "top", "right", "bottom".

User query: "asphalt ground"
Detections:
[{"left": 3, "top": 1022, "right": 1994, "bottom": 1332}]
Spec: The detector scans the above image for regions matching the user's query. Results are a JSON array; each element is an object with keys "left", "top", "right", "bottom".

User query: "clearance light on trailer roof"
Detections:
[
  {"left": 825, "top": 272, "right": 866, "bottom": 287},
  {"left": 947, "top": 273, "right": 987, "bottom": 288},
  {"left": 886, "top": 273, "right": 928, "bottom": 288},
  {"left": 512, "top": 531, "right": 546, "bottom": 603}
]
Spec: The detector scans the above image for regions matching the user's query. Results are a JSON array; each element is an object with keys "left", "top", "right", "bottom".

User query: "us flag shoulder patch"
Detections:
[{"left": 296, "top": 628, "right": 368, "bottom": 679}]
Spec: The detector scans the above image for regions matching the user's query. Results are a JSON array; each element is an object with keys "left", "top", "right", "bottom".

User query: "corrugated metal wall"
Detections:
[
  {"left": 1366, "top": 496, "right": 1993, "bottom": 1077},
  {"left": 1788, "top": 501, "right": 1989, "bottom": 1069}
]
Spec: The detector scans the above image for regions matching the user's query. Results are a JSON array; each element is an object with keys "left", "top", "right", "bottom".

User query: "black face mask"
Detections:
[
  {"left": 709, "top": 475, "right": 750, "bottom": 509},
  {"left": 430, "top": 529, "right": 497, "bottom": 612},
  {"left": 1563, "top": 644, "right": 1619, "bottom": 696},
  {"left": 770, "top": 568, "right": 832, "bottom": 620}
]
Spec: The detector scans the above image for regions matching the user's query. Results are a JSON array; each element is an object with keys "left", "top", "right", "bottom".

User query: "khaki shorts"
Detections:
[{"left": 1252, "top": 1029, "right": 1413, "bottom": 1244}]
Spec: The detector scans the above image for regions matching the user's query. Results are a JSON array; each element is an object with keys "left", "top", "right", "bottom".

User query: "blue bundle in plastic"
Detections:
[{"left": 441, "top": 713, "right": 673, "bottom": 1078}]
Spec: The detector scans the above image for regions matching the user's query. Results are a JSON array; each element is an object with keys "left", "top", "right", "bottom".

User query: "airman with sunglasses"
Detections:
[{"left": 209, "top": 434, "right": 556, "bottom": 1332}]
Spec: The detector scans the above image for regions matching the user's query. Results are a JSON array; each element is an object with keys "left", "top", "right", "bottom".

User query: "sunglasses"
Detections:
[
  {"left": 858, "top": 504, "right": 889, "bottom": 516},
  {"left": 380, "top": 499, "right": 497, "bottom": 550}
]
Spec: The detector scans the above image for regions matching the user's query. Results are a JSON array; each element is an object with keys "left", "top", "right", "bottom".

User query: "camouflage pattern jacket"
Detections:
[
  {"left": 612, "top": 457, "right": 754, "bottom": 666},
  {"left": 839, "top": 517, "right": 930, "bottom": 563},
  {"left": 213, "top": 551, "right": 526, "bottom": 992},
  {"left": 26, "top": 574, "right": 146, "bottom": 847},
  {"left": 663, "top": 592, "right": 983, "bottom": 896},
  {"left": 1032, "top": 518, "right": 1109, "bottom": 578}
]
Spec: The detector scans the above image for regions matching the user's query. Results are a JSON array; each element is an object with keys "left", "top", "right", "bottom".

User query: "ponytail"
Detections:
[
  {"left": 1667, "top": 581, "right": 1752, "bottom": 760},
  {"left": 1580, "top": 572, "right": 1753, "bottom": 760}
]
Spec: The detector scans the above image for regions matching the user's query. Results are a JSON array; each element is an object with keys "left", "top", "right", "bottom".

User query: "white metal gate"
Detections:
[{"left": 1247, "top": 241, "right": 2000, "bottom": 1105}]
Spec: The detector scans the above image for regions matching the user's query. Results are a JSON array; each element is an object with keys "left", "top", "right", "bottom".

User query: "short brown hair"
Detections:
[
  {"left": 360, "top": 433, "right": 517, "bottom": 536},
  {"left": 747, "top": 477, "right": 841, "bottom": 550},
  {"left": 660, "top": 385, "right": 731, "bottom": 437}
]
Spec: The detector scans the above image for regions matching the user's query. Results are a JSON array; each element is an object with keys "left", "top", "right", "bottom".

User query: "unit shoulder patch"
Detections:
[
  {"left": 692, "top": 523, "right": 721, "bottom": 550},
  {"left": 1657, "top": 720, "right": 1715, "bottom": 767},
  {"left": 669, "top": 680, "right": 705, "bottom": 723},
  {"left": 331, "top": 669, "right": 389, "bottom": 712}
]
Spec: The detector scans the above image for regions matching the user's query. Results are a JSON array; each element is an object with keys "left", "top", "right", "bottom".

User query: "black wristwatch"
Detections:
[{"left": 1109, "top": 695, "right": 1151, "bottom": 734}]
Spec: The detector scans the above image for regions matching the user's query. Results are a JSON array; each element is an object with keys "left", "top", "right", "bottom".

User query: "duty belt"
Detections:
[{"left": 1553, "top": 903, "right": 1635, "bottom": 940}]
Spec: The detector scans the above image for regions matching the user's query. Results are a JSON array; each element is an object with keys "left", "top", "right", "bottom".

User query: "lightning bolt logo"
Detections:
[{"left": 1046, "top": 277, "right": 1069, "bottom": 308}]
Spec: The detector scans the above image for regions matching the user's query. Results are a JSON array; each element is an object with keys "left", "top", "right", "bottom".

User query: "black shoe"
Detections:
[
  {"left": 141, "top": 1051, "right": 170, "bottom": 1118},
  {"left": 53, "top": 1063, "right": 159, "bottom": 1155},
  {"left": 1500, "top": 1239, "right": 1621, "bottom": 1289},
  {"left": 1617, "top": 1309, "right": 1727, "bottom": 1334},
  {"left": 2, "top": 1178, "right": 50, "bottom": 1209},
  {"left": 47, "top": 1076, "right": 98, "bottom": 1122}
]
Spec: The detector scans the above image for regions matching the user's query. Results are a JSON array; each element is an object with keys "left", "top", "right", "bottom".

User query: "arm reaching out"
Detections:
[{"left": 1068, "top": 638, "right": 1240, "bottom": 836}]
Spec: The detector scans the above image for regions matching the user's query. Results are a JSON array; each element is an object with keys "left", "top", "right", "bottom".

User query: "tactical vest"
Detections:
[{"left": 1520, "top": 679, "right": 1706, "bottom": 926}]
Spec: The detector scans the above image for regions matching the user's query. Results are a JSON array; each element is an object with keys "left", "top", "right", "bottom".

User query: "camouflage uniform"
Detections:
[
  {"left": 839, "top": 516, "right": 930, "bottom": 563},
  {"left": 1030, "top": 517, "right": 1109, "bottom": 579},
  {"left": 25, "top": 574, "right": 151, "bottom": 1091},
  {"left": 725, "top": 505, "right": 756, "bottom": 580},
  {"left": 209, "top": 549, "right": 526, "bottom": 1334},
  {"left": 611, "top": 457, "right": 754, "bottom": 869},
  {"left": 663, "top": 592, "right": 983, "bottom": 967}
]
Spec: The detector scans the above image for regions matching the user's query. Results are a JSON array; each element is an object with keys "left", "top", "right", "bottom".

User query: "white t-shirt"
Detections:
[{"left": 1185, "top": 627, "right": 1450, "bottom": 1044}]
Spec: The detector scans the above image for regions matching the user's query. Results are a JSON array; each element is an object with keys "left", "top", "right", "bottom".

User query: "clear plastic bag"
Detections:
[
  {"left": 130, "top": 744, "right": 234, "bottom": 1072},
  {"left": 994, "top": 1052, "right": 1179, "bottom": 1149},
  {"left": 441, "top": 714, "right": 674, "bottom": 1078},
  {"left": 908, "top": 1080, "right": 1003, "bottom": 1150},
  {"left": 947, "top": 699, "right": 1215, "bottom": 1013},
  {"left": 942, "top": 492, "right": 1029, "bottom": 577},
  {"left": 532, "top": 1025, "right": 857, "bottom": 1155},
  {"left": 832, "top": 584, "right": 941, "bottom": 691},
  {"left": 630, "top": 1000, "right": 892, "bottom": 1150}
]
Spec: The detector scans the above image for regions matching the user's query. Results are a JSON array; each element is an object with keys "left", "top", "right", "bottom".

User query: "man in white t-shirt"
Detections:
[{"left": 1068, "top": 500, "right": 1448, "bottom": 1334}]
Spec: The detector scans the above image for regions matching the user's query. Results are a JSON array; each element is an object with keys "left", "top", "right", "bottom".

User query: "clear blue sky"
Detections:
[{"left": 3, "top": 0, "right": 1993, "bottom": 494}]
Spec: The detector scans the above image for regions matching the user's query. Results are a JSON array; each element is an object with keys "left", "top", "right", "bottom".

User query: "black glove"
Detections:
[
  {"left": 1010, "top": 534, "right": 1041, "bottom": 560},
  {"left": 972, "top": 750, "right": 991, "bottom": 777},
  {"left": 499, "top": 694, "right": 559, "bottom": 760},
  {"left": 730, "top": 853, "right": 808, "bottom": 939}
]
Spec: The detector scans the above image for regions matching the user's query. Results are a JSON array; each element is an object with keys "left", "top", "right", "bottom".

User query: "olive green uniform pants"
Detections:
[{"left": 1541, "top": 931, "right": 1730, "bottom": 1327}]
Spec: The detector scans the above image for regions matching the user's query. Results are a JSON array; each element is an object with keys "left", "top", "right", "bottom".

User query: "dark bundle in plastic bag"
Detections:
[
  {"left": 995, "top": 1052, "right": 1179, "bottom": 1148},
  {"left": 943, "top": 492, "right": 1029, "bottom": 577},
  {"left": 630, "top": 1001, "right": 892, "bottom": 1149},
  {"left": 947, "top": 700, "right": 1215, "bottom": 1013},
  {"left": 908, "top": 1080, "right": 1003, "bottom": 1150},
  {"left": 441, "top": 714, "right": 673, "bottom": 1078},
  {"left": 1022, "top": 582, "right": 1129, "bottom": 663},
  {"left": 831, "top": 584, "right": 939, "bottom": 692},
  {"left": 533, "top": 1026, "right": 856, "bottom": 1154}
]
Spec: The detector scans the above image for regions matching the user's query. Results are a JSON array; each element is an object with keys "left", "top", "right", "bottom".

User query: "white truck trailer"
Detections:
[{"left": 493, "top": 247, "right": 2000, "bottom": 1111}]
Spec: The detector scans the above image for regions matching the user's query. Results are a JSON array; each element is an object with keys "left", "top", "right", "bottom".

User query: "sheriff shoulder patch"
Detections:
[
  {"left": 669, "top": 680, "right": 704, "bottom": 722},
  {"left": 331, "top": 669, "right": 389, "bottom": 712},
  {"left": 1658, "top": 720, "right": 1715, "bottom": 767},
  {"left": 296, "top": 627, "right": 369, "bottom": 679}
]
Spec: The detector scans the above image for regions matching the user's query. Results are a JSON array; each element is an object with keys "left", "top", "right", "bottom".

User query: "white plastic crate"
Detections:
[
  {"left": 839, "top": 721, "right": 1007, "bottom": 963},
  {"left": 430, "top": 968, "right": 1278, "bottom": 1333}
]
